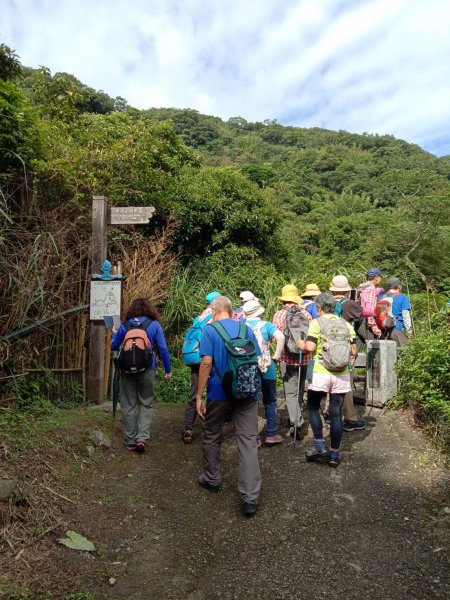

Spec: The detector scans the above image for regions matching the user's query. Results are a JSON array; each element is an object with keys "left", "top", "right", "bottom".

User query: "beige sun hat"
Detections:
[
  {"left": 242, "top": 299, "right": 265, "bottom": 319},
  {"left": 329, "top": 275, "right": 352, "bottom": 293},
  {"left": 278, "top": 284, "right": 301, "bottom": 303},
  {"left": 301, "top": 283, "right": 321, "bottom": 297}
]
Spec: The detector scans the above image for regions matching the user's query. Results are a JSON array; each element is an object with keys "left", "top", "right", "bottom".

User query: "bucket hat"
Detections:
[
  {"left": 239, "top": 290, "right": 258, "bottom": 302},
  {"left": 242, "top": 299, "right": 265, "bottom": 319},
  {"left": 278, "top": 284, "right": 301, "bottom": 303},
  {"left": 205, "top": 291, "right": 221, "bottom": 304},
  {"left": 329, "top": 275, "right": 351, "bottom": 293},
  {"left": 301, "top": 283, "right": 321, "bottom": 298}
]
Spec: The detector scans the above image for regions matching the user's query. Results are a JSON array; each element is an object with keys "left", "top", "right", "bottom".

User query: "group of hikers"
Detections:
[{"left": 111, "top": 268, "right": 412, "bottom": 516}]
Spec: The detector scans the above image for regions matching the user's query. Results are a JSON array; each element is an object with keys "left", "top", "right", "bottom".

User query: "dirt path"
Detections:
[{"left": 56, "top": 402, "right": 449, "bottom": 600}]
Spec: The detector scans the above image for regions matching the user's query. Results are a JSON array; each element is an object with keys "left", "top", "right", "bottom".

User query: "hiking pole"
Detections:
[{"left": 293, "top": 352, "right": 302, "bottom": 448}]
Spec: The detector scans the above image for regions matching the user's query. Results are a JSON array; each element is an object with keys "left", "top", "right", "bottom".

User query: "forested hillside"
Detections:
[{"left": 1, "top": 45, "right": 449, "bottom": 441}]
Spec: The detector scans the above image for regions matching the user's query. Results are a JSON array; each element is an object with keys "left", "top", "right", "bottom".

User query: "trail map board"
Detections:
[{"left": 90, "top": 281, "right": 121, "bottom": 320}]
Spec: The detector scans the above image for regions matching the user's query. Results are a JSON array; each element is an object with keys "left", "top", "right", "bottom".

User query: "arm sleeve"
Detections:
[
  {"left": 402, "top": 310, "right": 412, "bottom": 330},
  {"left": 272, "top": 329, "right": 285, "bottom": 360},
  {"left": 111, "top": 324, "right": 126, "bottom": 350},
  {"left": 152, "top": 322, "right": 171, "bottom": 373}
]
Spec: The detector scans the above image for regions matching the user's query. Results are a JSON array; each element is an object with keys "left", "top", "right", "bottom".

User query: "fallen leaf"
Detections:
[{"left": 59, "top": 530, "right": 95, "bottom": 552}]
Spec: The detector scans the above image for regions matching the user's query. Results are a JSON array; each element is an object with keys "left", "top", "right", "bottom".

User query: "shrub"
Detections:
[
  {"left": 395, "top": 308, "right": 450, "bottom": 452},
  {"left": 154, "top": 356, "right": 190, "bottom": 404}
]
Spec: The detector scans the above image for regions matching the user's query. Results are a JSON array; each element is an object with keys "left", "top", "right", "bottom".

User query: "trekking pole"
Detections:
[{"left": 293, "top": 352, "right": 302, "bottom": 448}]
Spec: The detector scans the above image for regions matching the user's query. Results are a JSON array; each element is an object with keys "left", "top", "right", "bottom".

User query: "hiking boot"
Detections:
[
  {"left": 265, "top": 434, "right": 283, "bottom": 445},
  {"left": 198, "top": 472, "right": 219, "bottom": 493},
  {"left": 123, "top": 441, "right": 137, "bottom": 452},
  {"left": 328, "top": 451, "right": 341, "bottom": 468},
  {"left": 242, "top": 502, "right": 258, "bottom": 517},
  {"left": 343, "top": 419, "right": 366, "bottom": 432},
  {"left": 181, "top": 430, "right": 193, "bottom": 444},
  {"left": 305, "top": 448, "right": 329, "bottom": 462},
  {"left": 135, "top": 442, "right": 145, "bottom": 454}
]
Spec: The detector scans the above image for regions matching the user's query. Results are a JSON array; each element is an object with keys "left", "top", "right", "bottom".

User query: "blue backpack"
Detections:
[
  {"left": 210, "top": 321, "right": 261, "bottom": 400},
  {"left": 182, "top": 313, "right": 213, "bottom": 365}
]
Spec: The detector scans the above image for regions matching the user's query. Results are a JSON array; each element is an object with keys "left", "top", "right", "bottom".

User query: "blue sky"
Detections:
[{"left": 2, "top": 0, "right": 450, "bottom": 156}]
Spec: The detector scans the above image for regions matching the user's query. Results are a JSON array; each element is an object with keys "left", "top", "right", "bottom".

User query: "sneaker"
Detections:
[
  {"left": 265, "top": 434, "right": 283, "bottom": 445},
  {"left": 181, "top": 430, "right": 193, "bottom": 444},
  {"left": 305, "top": 448, "right": 329, "bottom": 462},
  {"left": 256, "top": 437, "right": 262, "bottom": 448},
  {"left": 328, "top": 452, "right": 341, "bottom": 468},
  {"left": 123, "top": 441, "right": 137, "bottom": 452},
  {"left": 242, "top": 502, "right": 258, "bottom": 517},
  {"left": 343, "top": 419, "right": 366, "bottom": 432},
  {"left": 198, "top": 472, "right": 220, "bottom": 493},
  {"left": 135, "top": 442, "right": 145, "bottom": 454}
]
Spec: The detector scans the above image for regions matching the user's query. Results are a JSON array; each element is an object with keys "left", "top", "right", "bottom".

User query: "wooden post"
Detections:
[{"left": 87, "top": 196, "right": 108, "bottom": 404}]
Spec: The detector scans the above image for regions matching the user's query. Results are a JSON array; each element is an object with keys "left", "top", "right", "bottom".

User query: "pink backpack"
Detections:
[{"left": 356, "top": 284, "right": 375, "bottom": 317}]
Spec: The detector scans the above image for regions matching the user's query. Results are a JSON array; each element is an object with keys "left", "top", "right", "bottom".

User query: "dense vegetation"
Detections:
[{"left": 0, "top": 43, "right": 449, "bottom": 448}]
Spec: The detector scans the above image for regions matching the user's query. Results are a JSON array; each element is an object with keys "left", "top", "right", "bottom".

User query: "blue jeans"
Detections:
[
  {"left": 261, "top": 379, "right": 278, "bottom": 436},
  {"left": 307, "top": 390, "right": 344, "bottom": 449}
]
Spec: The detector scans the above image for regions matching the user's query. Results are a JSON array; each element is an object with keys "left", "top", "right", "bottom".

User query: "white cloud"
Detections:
[{"left": 2, "top": 0, "right": 450, "bottom": 155}]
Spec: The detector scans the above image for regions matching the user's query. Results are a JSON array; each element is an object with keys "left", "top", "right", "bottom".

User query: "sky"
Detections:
[{"left": 2, "top": 0, "right": 450, "bottom": 156}]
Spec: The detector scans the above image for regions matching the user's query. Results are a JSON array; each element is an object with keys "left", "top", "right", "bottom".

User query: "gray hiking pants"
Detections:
[
  {"left": 280, "top": 363, "right": 307, "bottom": 426},
  {"left": 120, "top": 369, "right": 155, "bottom": 444},
  {"left": 202, "top": 398, "right": 261, "bottom": 504},
  {"left": 183, "top": 365, "right": 199, "bottom": 432}
]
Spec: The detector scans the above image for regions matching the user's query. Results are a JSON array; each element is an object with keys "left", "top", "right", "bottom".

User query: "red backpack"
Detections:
[{"left": 375, "top": 293, "right": 397, "bottom": 331}]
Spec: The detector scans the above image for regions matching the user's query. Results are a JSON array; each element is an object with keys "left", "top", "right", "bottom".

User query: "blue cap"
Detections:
[
  {"left": 366, "top": 268, "right": 384, "bottom": 278},
  {"left": 205, "top": 291, "right": 221, "bottom": 304}
]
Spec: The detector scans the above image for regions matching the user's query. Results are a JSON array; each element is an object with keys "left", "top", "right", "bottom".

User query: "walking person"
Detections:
[
  {"left": 355, "top": 268, "right": 383, "bottom": 348},
  {"left": 296, "top": 293, "right": 358, "bottom": 467},
  {"left": 272, "top": 285, "right": 311, "bottom": 439},
  {"left": 243, "top": 299, "right": 285, "bottom": 445},
  {"left": 112, "top": 298, "right": 172, "bottom": 454},
  {"left": 300, "top": 283, "right": 321, "bottom": 319},
  {"left": 381, "top": 277, "right": 412, "bottom": 347},
  {"left": 233, "top": 290, "right": 258, "bottom": 321},
  {"left": 329, "top": 275, "right": 365, "bottom": 431},
  {"left": 181, "top": 291, "right": 221, "bottom": 444},
  {"left": 196, "top": 295, "right": 262, "bottom": 517}
]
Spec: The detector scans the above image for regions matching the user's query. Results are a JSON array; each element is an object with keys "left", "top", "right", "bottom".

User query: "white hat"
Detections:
[
  {"left": 329, "top": 275, "right": 351, "bottom": 293},
  {"left": 242, "top": 300, "right": 265, "bottom": 319},
  {"left": 239, "top": 290, "right": 258, "bottom": 302}
]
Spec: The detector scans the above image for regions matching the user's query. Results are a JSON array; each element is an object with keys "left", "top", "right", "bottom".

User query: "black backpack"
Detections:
[{"left": 117, "top": 319, "right": 154, "bottom": 374}]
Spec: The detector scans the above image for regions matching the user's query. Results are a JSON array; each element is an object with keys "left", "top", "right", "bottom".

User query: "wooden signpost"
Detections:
[{"left": 87, "top": 196, "right": 155, "bottom": 404}]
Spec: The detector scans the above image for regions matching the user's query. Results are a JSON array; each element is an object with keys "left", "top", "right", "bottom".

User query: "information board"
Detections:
[{"left": 90, "top": 280, "right": 121, "bottom": 320}]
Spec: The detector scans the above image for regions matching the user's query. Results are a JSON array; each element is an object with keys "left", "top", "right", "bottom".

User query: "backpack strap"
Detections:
[
  {"left": 210, "top": 321, "right": 232, "bottom": 342},
  {"left": 124, "top": 318, "right": 152, "bottom": 332}
]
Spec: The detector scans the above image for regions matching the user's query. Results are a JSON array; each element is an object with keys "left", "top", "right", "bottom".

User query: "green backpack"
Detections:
[{"left": 210, "top": 321, "right": 261, "bottom": 400}]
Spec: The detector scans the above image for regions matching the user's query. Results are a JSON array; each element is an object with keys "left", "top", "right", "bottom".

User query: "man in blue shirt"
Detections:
[
  {"left": 384, "top": 277, "right": 412, "bottom": 347},
  {"left": 196, "top": 295, "right": 262, "bottom": 517}
]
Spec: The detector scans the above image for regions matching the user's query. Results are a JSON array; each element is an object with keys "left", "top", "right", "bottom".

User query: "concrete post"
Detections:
[{"left": 366, "top": 340, "right": 397, "bottom": 407}]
